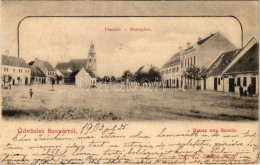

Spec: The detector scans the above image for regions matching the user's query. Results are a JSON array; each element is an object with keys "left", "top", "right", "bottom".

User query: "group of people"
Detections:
[{"left": 239, "top": 84, "right": 254, "bottom": 97}]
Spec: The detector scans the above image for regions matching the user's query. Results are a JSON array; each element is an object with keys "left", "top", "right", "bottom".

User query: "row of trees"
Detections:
[
  {"left": 97, "top": 66, "right": 162, "bottom": 85},
  {"left": 96, "top": 65, "right": 208, "bottom": 89},
  {"left": 182, "top": 65, "right": 208, "bottom": 89}
]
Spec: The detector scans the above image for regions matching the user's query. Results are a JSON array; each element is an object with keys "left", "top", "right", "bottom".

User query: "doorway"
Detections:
[
  {"left": 251, "top": 77, "right": 256, "bottom": 94},
  {"left": 214, "top": 77, "right": 218, "bottom": 91},
  {"left": 229, "top": 78, "right": 235, "bottom": 92}
]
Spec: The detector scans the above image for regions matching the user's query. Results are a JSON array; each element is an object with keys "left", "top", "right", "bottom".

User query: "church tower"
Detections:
[{"left": 86, "top": 41, "right": 97, "bottom": 76}]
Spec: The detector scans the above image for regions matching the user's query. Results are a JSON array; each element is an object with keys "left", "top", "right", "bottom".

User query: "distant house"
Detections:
[
  {"left": 1, "top": 55, "right": 31, "bottom": 86},
  {"left": 161, "top": 32, "right": 237, "bottom": 89},
  {"left": 75, "top": 68, "right": 96, "bottom": 89},
  {"left": 56, "top": 42, "right": 97, "bottom": 83},
  {"left": 222, "top": 38, "right": 258, "bottom": 94},
  {"left": 29, "top": 58, "right": 56, "bottom": 84},
  {"left": 60, "top": 70, "right": 72, "bottom": 83},
  {"left": 205, "top": 48, "right": 242, "bottom": 91},
  {"left": 30, "top": 66, "right": 47, "bottom": 84},
  {"left": 55, "top": 62, "right": 73, "bottom": 72}
]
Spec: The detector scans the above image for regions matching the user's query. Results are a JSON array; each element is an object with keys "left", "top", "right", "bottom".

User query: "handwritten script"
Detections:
[{"left": 0, "top": 123, "right": 259, "bottom": 164}]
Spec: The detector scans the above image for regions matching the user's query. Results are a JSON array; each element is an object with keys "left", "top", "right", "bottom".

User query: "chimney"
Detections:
[
  {"left": 186, "top": 42, "right": 191, "bottom": 49},
  {"left": 197, "top": 37, "right": 201, "bottom": 41},
  {"left": 35, "top": 58, "right": 39, "bottom": 61},
  {"left": 179, "top": 46, "right": 183, "bottom": 52}
]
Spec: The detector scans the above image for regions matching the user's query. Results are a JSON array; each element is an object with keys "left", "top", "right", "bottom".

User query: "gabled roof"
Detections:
[
  {"left": 206, "top": 48, "right": 242, "bottom": 76},
  {"left": 69, "top": 59, "right": 88, "bottom": 72},
  {"left": 197, "top": 33, "right": 215, "bottom": 45},
  {"left": 2, "top": 55, "right": 30, "bottom": 68},
  {"left": 83, "top": 68, "right": 95, "bottom": 78},
  {"left": 60, "top": 70, "right": 71, "bottom": 79},
  {"left": 42, "top": 60, "right": 56, "bottom": 71},
  {"left": 75, "top": 68, "right": 95, "bottom": 78},
  {"left": 56, "top": 62, "right": 71, "bottom": 70},
  {"left": 224, "top": 43, "right": 258, "bottom": 74},
  {"left": 29, "top": 59, "right": 56, "bottom": 71},
  {"left": 55, "top": 69, "right": 64, "bottom": 77},
  {"left": 161, "top": 52, "right": 180, "bottom": 69},
  {"left": 161, "top": 33, "right": 218, "bottom": 69},
  {"left": 55, "top": 59, "right": 88, "bottom": 72},
  {"left": 31, "top": 66, "right": 46, "bottom": 77}
]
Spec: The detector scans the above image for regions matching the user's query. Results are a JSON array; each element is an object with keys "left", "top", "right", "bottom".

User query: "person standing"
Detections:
[
  {"left": 29, "top": 89, "right": 33, "bottom": 99},
  {"left": 244, "top": 90, "right": 247, "bottom": 97},
  {"left": 250, "top": 84, "right": 253, "bottom": 97},
  {"left": 239, "top": 86, "right": 243, "bottom": 97},
  {"left": 248, "top": 84, "right": 253, "bottom": 97}
]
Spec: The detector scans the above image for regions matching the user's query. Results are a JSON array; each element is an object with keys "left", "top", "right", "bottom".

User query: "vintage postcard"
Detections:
[{"left": 0, "top": 1, "right": 259, "bottom": 164}]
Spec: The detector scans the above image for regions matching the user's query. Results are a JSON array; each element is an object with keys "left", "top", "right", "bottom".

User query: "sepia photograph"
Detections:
[
  {"left": 0, "top": 1, "right": 259, "bottom": 164},
  {"left": 1, "top": 17, "right": 258, "bottom": 121}
]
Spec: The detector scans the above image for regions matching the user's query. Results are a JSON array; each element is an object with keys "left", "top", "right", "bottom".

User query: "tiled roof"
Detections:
[
  {"left": 207, "top": 48, "right": 242, "bottom": 76},
  {"left": 224, "top": 43, "right": 258, "bottom": 74},
  {"left": 29, "top": 59, "right": 55, "bottom": 71},
  {"left": 60, "top": 70, "right": 71, "bottom": 79},
  {"left": 2, "top": 55, "right": 30, "bottom": 68},
  {"left": 56, "top": 62, "right": 71, "bottom": 70},
  {"left": 31, "top": 66, "right": 46, "bottom": 77},
  {"left": 69, "top": 59, "right": 88, "bottom": 72},
  {"left": 74, "top": 68, "right": 95, "bottom": 78},
  {"left": 42, "top": 60, "right": 56, "bottom": 71},
  {"left": 83, "top": 68, "right": 95, "bottom": 78},
  {"left": 161, "top": 53, "right": 180, "bottom": 69}
]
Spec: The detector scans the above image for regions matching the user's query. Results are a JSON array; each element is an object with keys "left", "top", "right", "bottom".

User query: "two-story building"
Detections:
[
  {"left": 161, "top": 32, "right": 237, "bottom": 90},
  {"left": 29, "top": 58, "right": 56, "bottom": 84},
  {"left": 1, "top": 55, "right": 31, "bottom": 86}
]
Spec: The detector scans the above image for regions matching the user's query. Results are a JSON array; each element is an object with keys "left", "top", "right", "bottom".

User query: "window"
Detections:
[
  {"left": 21, "top": 69, "right": 22, "bottom": 73},
  {"left": 6, "top": 68, "right": 8, "bottom": 72},
  {"left": 237, "top": 78, "right": 241, "bottom": 86},
  {"left": 185, "top": 59, "right": 186, "bottom": 67},
  {"left": 190, "top": 57, "right": 192, "bottom": 65},
  {"left": 243, "top": 77, "right": 247, "bottom": 86},
  {"left": 218, "top": 78, "right": 220, "bottom": 85},
  {"left": 90, "top": 59, "right": 92, "bottom": 62},
  {"left": 188, "top": 58, "right": 189, "bottom": 66},
  {"left": 181, "top": 60, "right": 183, "bottom": 68},
  {"left": 13, "top": 69, "right": 15, "bottom": 72},
  {"left": 169, "top": 69, "right": 171, "bottom": 73},
  {"left": 177, "top": 67, "right": 179, "bottom": 72},
  {"left": 194, "top": 56, "right": 196, "bottom": 65}
]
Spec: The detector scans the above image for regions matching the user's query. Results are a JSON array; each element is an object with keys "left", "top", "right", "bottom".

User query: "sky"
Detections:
[
  {"left": 18, "top": 17, "right": 241, "bottom": 77},
  {"left": 1, "top": 1, "right": 258, "bottom": 77}
]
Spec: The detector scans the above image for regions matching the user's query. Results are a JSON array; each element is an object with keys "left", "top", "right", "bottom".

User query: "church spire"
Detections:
[{"left": 88, "top": 41, "right": 96, "bottom": 55}]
